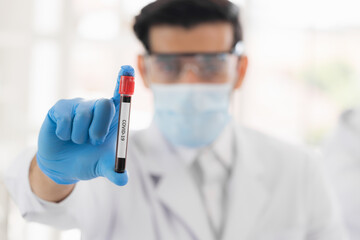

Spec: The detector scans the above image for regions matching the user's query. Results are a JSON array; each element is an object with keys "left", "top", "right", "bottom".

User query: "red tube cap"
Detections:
[{"left": 119, "top": 76, "right": 135, "bottom": 95}]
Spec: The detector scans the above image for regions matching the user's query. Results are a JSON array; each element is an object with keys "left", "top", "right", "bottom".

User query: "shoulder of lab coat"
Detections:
[
  {"left": 232, "top": 126, "right": 348, "bottom": 240},
  {"left": 131, "top": 123, "right": 348, "bottom": 239},
  {"left": 323, "top": 108, "right": 360, "bottom": 239}
]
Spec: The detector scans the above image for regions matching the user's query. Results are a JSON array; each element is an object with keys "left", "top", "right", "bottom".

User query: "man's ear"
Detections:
[
  {"left": 137, "top": 54, "right": 150, "bottom": 89},
  {"left": 234, "top": 55, "right": 248, "bottom": 90}
]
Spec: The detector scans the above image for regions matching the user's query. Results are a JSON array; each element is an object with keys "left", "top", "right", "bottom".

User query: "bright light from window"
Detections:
[
  {"left": 77, "top": 11, "right": 119, "bottom": 40},
  {"left": 33, "top": 0, "right": 62, "bottom": 35}
]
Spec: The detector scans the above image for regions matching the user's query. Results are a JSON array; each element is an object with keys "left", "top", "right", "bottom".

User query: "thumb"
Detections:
[
  {"left": 112, "top": 65, "right": 135, "bottom": 104},
  {"left": 97, "top": 151, "right": 129, "bottom": 186}
]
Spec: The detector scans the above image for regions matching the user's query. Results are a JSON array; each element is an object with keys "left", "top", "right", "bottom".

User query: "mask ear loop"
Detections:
[
  {"left": 229, "top": 55, "right": 244, "bottom": 122},
  {"left": 143, "top": 55, "right": 154, "bottom": 87},
  {"left": 222, "top": 54, "right": 240, "bottom": 89}
]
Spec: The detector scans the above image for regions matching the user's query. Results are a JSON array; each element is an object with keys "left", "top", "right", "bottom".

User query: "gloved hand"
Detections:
[{"left": 36, "top": 66, "right": 134, "bottom": 186}]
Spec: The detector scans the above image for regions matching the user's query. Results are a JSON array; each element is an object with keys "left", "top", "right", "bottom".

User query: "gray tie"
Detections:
[{"left": 192, "top": 147, "right": 229, "bottom": 238}]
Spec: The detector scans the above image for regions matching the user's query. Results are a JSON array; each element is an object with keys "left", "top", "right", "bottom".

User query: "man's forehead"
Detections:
[{"left": 149, "top": 22, "right": 234, "bottom": 54}]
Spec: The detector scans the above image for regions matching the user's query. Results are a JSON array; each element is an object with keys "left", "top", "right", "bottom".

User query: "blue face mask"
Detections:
[{"left": 151, "top": 83, "right": 232, "bottom": 148}]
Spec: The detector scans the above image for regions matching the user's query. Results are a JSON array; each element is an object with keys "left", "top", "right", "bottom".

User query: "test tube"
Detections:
[{"left": 115, "top": 66, "right": 135, "bottom": 173}]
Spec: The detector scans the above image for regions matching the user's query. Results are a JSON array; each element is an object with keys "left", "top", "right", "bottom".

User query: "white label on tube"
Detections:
[{"left": 117, "top": 102, "right": 131, "bottom": 158}]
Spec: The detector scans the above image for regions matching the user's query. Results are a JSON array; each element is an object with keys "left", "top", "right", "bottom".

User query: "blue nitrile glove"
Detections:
[{"left": 36, "top": 66, "right": 134, "bottom": 186}]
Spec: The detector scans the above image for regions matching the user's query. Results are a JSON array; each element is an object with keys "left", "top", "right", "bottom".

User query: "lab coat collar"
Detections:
[
  {"left": 210, "top": 120, "right": 235, "bottom": 170},
  {"left": 222, "top": 127, "right": 269, "bottom": 240},
  {"left": 138, "top": 122, "right": 268, "bottom": 240},
  {"left": 140, "top": 121, "right": 214, "bottom": 240},
  {"left": 173, "top": 120, "right": 235, "bottom": 170}
]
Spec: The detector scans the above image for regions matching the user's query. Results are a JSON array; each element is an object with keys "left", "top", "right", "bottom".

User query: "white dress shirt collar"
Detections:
[{"left": 170, "top": 120, "right": 235, "bottom": 170}]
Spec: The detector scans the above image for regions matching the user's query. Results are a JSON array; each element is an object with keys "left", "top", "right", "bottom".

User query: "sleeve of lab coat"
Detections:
[
  {"left": 305, "top": 155, "right": 349, "bottom": 240},
  {"left": 4, "top": 147, "right": 89, "bottom": 230}
]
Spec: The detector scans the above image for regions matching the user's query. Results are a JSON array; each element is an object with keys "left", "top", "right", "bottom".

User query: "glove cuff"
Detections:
[{"left": 36, "top": 153, "right": 79, "bottom": 185}]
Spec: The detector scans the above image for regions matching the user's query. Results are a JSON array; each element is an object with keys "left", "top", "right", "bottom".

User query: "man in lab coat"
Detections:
[
  {"left": 5, "top": 0, "right": 347, "bottom": 239},
  {"left": 323, "top": 108, "right": 360, "bottom": 240}
]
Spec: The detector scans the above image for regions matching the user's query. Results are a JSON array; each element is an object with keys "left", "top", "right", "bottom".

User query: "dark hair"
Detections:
[{"left": 133, "top": 0, "right": 242, "bottom": 52}]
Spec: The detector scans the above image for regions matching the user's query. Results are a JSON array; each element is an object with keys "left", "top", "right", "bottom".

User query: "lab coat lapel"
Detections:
[
  {"left": 140, "top": 123, "right": 213, "bottom": 240},
  {"left": 222, "top": 127, "right": 269, "bottom": 240},
  {"left": 156, "top": 165, "right": 214, "bottom": 240}
]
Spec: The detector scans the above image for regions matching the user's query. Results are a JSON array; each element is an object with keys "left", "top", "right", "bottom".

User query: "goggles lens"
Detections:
[{"left": 145, "top": 53, "right": 239, "bottom": 84}]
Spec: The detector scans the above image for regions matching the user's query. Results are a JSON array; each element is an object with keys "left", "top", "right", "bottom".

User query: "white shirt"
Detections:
[
  {"left": 4, "top": 122, "right": 348, "bottom": 240},
  {"left": 175, "top": 123, "right": 234, "bottom": 238}
]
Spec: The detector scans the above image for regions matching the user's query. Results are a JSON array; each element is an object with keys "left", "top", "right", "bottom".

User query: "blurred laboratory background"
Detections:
[{"left": 1, "top": 0, "right": 360, "bottom": 239}]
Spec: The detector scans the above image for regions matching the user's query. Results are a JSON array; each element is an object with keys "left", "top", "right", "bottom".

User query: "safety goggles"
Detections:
[{"left": 144, "top": 42, "right": 244, "bottom": 84}]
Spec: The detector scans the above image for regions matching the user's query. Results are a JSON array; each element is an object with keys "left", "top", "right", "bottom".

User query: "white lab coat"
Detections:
[
  {"left": 323, "top": 109, "right": 360, "bottom": 240},
  {"left": 5, "top": 123, "right": 347, "bottom": 240}
]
